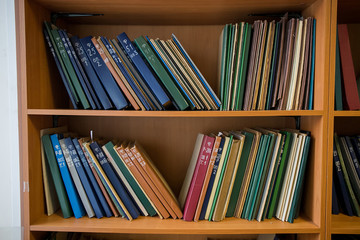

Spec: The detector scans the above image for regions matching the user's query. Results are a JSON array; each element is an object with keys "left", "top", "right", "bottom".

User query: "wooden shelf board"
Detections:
[
  {"left": 333, "top": 111, "right": 360, "bottom": 117},
  {"left": 331, "top": 214, "right": 360, "bottom": 234},
  {"left": 27, "top": 109, "right": 324, "bottom": 117},
  {"left": 30, "top": 214, "right": 319, "bottom": 234}
]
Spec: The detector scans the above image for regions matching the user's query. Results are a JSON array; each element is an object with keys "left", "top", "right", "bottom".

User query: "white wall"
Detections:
[{"left": 0, "top": 0, "right": 21, "bottom": 238}]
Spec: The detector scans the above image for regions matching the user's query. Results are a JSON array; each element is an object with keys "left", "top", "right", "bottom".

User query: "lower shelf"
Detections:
[
  {"left": 331, "top": 214, "right": 360, "bottom": 234},
  {"left": 30, "top": 213, "right": 320, "bottom": 234}
]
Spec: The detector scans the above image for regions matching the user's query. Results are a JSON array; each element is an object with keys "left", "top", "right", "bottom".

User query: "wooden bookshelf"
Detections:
[{"left": 16, "top": 0, "right": 332, "bottom": 239}]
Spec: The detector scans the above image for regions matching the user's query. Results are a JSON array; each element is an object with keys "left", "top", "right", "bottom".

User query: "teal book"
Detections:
[
  {"left": 226, "top": 131, "right": 254, "bottom": 217},
  {"left": 103, "top": 141, "right": 157, "bottom": 216},
  {"left": 219, "top": 24, "right": 230, "bottom": 109},
  {"left": 335, "top": 29, "right": 343, "bottom": 110},
  {"left": 223, "top": 24, "right": 235, "bottom": 110},
  {"left": 134, "top": 36, "right": 189, "bottom": 110},
  {"left": 208, "top": 135, "right": 233, "bottom": 220}
]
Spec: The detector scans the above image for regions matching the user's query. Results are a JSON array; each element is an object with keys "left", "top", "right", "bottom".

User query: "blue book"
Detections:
[
  {"left": 333, "top": 141, "right": 354, "bottom": 216},
  {"left": 345, "top": 136, "right": 360, "bottom": 179},
  {"left": 50, "top": 134, "right": 86, "bottom": 218},
  {"left": 171, "top": 34, "right": 221, "bottom": 109},
  {"left": 43, "top": 27, "right": 79, "bottom": 109},
  {"left": 58, "top": 30, "right": 97, "bottom": 110},
  {"left": 101, "top": 37, "right": 152, "bottom": 111},
  {"left": 80, "top": 36, "right": 128, "bottom": 110},
  {"left": 332, "top": 178, "right": 340, "bottom": 215},
  {"left": 90, "top": 142, "right": 140, "bottom": 220},
  {"left": 351, "top": 137, "right": 360, "bottom": 163},
  {"left": 73, "top": 139, "right": 113, "bottom": 218},
  {"left": 117, "top": 32, "right": 171, "bottom": 109},
  {"left": 71, "top": 36, "right": 113, "bottom": 110},
  {"left": 199, "top": 137, "right": 225, "bottom": 220},
  {"left": 308, "top": 19, "right": 316, "bottom": 110},
  {"left": 61, "top": 30, "right": 101, "bottom": 110},
  {"left": 65, "top": 138, "right": 104, "bottom": 219}
]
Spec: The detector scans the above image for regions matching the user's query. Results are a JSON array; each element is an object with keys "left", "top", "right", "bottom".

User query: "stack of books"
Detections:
[
  {"left": 334, "top": 24, "right": 360, "bottom": 110},
  {"left": 43, "top": 22, "right": 220, "bottom": 111},
  {"left": 219, "top": 15, "right": 316, "bottom": 111},
  {"left": 41, "top": 126, "right": 181, "bottom": 219},
  {"left": 179, "top": 129, "right": 311, "bottom": 223},
  {"left": 332, "top": 134, "right": 360, "bottom": 216}
]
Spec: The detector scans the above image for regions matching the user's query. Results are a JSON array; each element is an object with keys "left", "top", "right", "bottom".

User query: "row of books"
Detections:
[
  {"left": 179, "top": 129, "right": 311, "bottom": 223},
  {"left": 332, "top": 134, "right": 360, "bottom": 216},
  {"left": 334, "top": 24, "right": 360, "bottom": 110},
  {"left": 43, "top": 22, "right": 220, "bottom": 111},
  {"left": 41, "top": 126, "right": 181, "bottom": 220},
  {"left": 219, "top": 15, "right": 316, "bottom": 111}
]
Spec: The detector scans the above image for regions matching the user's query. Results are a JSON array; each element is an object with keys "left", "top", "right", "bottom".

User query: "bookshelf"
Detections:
[
  {"left": 326, "top": 0, "right": 360, "bottom": 239},
  {"left": 16, "top": 0, "right": 332, "bottom": 239}
]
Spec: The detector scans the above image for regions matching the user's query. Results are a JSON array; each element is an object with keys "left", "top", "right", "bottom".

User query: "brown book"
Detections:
[
  {"left": 115, "top": 142, "right": 170, "bottom": 219},
  {"left": 78, "top": 138, "right": 119, "bottom": 217},
  {"left": 271, "top": 15, "right": 288, "bottom": 109},
  {"left": 243, "top": 21, "right": 261, "bottom": 110},
  {"left": 251, "top": 20, "right": 268, "bottom": 110},
  {"left": 278, "top": 18, "right": 296, "bottom": 110},
  {"left": 130, "top": 141, "right": 183, "bottom": 219},
  {"left": 123, "top": 142, "right": 177, "bottom": 219},
  {"left": 258, "top": 21, "right": 276, "bottom": 110},
  {"left": 298, "top": 18, "right": 312, "bottom": 110},
  {"left": 193, "top": 135, "right": 222, "bottom": 221},
  {"left": 234, "top": 128, "right": 262, "bottom": 218},
  {"left": 91, "top": 37, "right": 140, "bottom": 110}
]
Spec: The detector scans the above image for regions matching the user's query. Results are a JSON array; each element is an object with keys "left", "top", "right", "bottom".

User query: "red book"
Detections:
[
  {"left": 338, "top": 24, "right": 360, "bottom": 110},
  {"left": 183, "top": 135, "right": 215, "bottom": 221}
]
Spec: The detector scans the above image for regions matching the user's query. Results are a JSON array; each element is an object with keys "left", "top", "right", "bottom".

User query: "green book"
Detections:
[
  {"left": 226, "top": 131, "right": 254, "bottom": 217},
  {"left": 267, "top": 131, "right": 293, "bottom": 219},
  {"left": 219, "top": 24, "right": 229, "bottom": 106},
  {"left": 42, "top": 134, "right": 73, "bottom": 218},
  {"left": 288, "top": 134, "right": 311, "bottom": 223},
  {"left": 222, "top": 25, "right": 234, "bottom": 110},
  {"left": 335, "top": 28, "right": 343, "bottom": 110},
  {"left": 235, "top": 23, "right": 252, "bottom": 110},
  {"left": 209, "top": 135, "right": 233, "bottom": 220},
  {"left": 103, "top": 141, "right": 157, "bottom": 216},
  {"left": 334, "top": 135, "right": 360, "bottom": 216},
  {"left": 49, "top": 26, "right": 90, "bottom": 109},
  {"left": 134, "top": 36, "right": 189, "bottom": 110}
]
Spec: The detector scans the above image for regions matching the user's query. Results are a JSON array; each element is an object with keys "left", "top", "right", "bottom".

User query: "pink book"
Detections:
[{"left": 183, "top": 135, "right": 215, "bottom": 221}]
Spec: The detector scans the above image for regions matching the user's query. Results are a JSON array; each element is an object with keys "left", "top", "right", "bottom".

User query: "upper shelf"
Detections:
[
  {"left": 33, "top": 0, "right": 318, "bottom": 25},
  {"left": 27, "top": 109, "right": 324, "bottom": 117}
]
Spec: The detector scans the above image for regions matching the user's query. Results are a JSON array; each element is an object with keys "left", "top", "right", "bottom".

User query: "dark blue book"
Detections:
[
  {"left": 61, "top": 31, "right": 102, "bottom": 110},
  {"left": 73, "top": 138, "right": 113, "bottom": 218},
  {"left": 43, "top": 27, "right": 79, "bottom": 109},
  {"left": 101, "top": 37, "right": 152, "bottom": 111},
  {"left": 199, "top": 137, "right": 226, "bottom": 220},
  {"left": 90, "top": 142, "right": 140, "bottom": 220},
  {"left": 333, "top": 141, "right": 354, "bottom": 216},
  {"left": 58, "top": 30, "right": 97, "bottom": 110},
  {"left": 351, "top": 136, "right": 360, "bottom": 162},
  {"left": 117, "top": 32, "right": 171, "bottom": 109},
  {"left": 50, "top": 134, "right": 86, "bottom": 218},
  {"left": 333, "top": 178, "right": 340, "bottom": 214},
  {"left": 71, "top": 36, "right": 113, "bottom": 110},
  {"left": 80, "top": 36, "right": 128, "bottom": 110},
  {"left": 65, "top": 138, "right": 104, "bottom": 219},
  {"left": 345, "top": 136, "right": 360, "bottom": 179}
]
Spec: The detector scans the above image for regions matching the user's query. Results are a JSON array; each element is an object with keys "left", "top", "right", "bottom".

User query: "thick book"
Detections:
[
  {"left": 50, "top": 134, "right": 85, "bottom": 218},
  {"left": 103, "top": 141, "right": 156, "bottom": 216},
  {"left": 80, "top": 36, "right": 128, "bottom": 110},
  {"left": 90, "top": 142, "right": 140, "bottom": 220},
  {"left": 117, "top": 32, "right": 171, "bottom": 109},
  {"left": 41, "top": 134, "right": 72, "bottom": 218},
  {"left": 71, "top": 36, "right": 113, "bottom": 110},
  {"left": 337, "top": 24, "right": 360, "bottom": 110},
  {"left": 134, "top": 36, "right": 189, "bottom": 110},
  {"left": 60, "top": 138, "right": 94, "bottom": 218},
  {"left": 183, "top": 135, "right": 215, "bottom": 221}
]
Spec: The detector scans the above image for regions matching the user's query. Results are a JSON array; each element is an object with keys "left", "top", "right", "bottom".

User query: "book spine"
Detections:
[
  {"left": 50, "top": 134, "right": 85, "bottom": 218},
  {"left": 117, "top": 32, "right": 171, "bottom": 108},
  {"left": 345, "top": 136, "right": 360, "bottom": 179},
  {"left": 80, "top": 36, "right": 128, "bottom": 110}
]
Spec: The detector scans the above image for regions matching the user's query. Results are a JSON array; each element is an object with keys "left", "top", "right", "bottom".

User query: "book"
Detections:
[
  {"left": 307, "top": 19, "right": 316, "bottom": 110},
  {"left": 41, "top": 134, "right": 72, "bottom": 218},
  {"left": 50, "top": 134, "right": 85, "bottom": 218},
  {"left": 345, "top": 136, "right": 360, "bottom": 180},
  {"left": 183, "top": 135, "right": 215, "bottom": 221}
]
